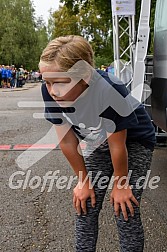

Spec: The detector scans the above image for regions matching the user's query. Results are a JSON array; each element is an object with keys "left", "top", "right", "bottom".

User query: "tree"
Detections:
[
  {"left": 59, "top": 0, "right": 156, "bottom": 57},
  {"left": 0, "top": 0, "right": 49, "bottom": 70},
  {"left": 46, "top": 0, "right": 157, "bottom": 67},
  {"left": 51, "top": 0, "right": 113, "bottom": 66},
  {"left": 35, "top": 17, "right": 49, "bottom": 67},
  {"left": 47, "top": 9, "right": 56, "bottom": 40},
  {"left": 51, "top": 5, "right": 81, "bottom": 39}
]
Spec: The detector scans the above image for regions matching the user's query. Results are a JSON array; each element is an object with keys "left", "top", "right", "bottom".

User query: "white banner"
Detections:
[{"left": 111, "top": 0, "right": 136, "bottom": 16}]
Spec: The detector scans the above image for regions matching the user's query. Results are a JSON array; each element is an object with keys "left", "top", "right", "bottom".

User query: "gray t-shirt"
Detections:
[{"left": 42, "top": 70, "right": 156, "bottom": 150}]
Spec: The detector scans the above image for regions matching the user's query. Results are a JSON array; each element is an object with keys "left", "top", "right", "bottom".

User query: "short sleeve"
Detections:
[{"left": 100, "top": 82, "right": 139, "bottom": 133}]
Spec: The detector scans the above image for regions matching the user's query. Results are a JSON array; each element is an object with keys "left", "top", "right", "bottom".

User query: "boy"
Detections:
[{"left": 39, "top": 35, "right": 156, "bottom": 252}]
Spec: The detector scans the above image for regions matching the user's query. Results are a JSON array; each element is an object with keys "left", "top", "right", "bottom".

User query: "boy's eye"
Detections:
[
  {"left": 53, "top": 78, "right": 71, "bottom": 83},
  {"left": 43, "top": 78, "right": 71, "bottom": 85}
]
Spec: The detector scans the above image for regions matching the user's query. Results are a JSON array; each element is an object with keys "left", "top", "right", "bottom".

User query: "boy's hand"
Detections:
[
  {"left": 73, "top": 180, "right": 96, "bottom": 215},
  {"left": 110, "top": 183, "right": 139, "bottom": 221}
]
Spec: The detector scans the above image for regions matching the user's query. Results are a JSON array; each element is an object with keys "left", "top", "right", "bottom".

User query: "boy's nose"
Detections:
[
  {"left": 51, "top": 85, "right": 60, "bottom": 97},
  {"left": 52, "top": 91, "right": 60, "bottom": 98}
]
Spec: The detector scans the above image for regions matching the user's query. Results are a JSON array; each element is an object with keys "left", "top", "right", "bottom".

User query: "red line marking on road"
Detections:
[
  {"left": 0, "top": 143, "right": 87, "bottom": 151},
  {"left": 0, "top": 145, "right": 11, "bottom": 150},
  {"left": 13, "top": 143, "right": 87, "bottom": 150},
  {"left": 13, "top": 144, "right": 57, "bottom": 150}
]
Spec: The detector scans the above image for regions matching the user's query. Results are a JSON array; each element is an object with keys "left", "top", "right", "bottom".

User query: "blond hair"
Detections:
[{"left": 39, "top": 35, "right": 94, "bottom": 72}]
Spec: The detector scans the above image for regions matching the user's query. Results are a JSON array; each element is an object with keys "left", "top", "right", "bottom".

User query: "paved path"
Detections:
[{"left": 0, "top": 84, "right": 167, "bottom": 251}]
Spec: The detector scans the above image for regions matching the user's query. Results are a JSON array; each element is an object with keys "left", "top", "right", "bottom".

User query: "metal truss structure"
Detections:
[
  {"left": 112, "top": 0, "right": 151, "bottom": 102},
  {"left": 112, "top": 12, "right": 136, "bottom": 89}
]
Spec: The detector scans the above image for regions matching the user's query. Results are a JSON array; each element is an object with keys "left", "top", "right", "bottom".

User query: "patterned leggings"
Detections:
[{"left": 75, "top": 142, "right": 153, "bottom": 252}]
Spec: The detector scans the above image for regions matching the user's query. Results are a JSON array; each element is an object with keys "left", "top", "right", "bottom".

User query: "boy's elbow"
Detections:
[
  {"left": 59, "top": 140, "right": 69, "bottom": 149},
  {"left": 55, "top": 124, "right": 78, "bottom": 149}
]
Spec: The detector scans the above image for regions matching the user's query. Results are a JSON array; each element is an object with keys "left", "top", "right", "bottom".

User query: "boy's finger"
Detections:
[
  {"left": 81, "top": 200, "right": 87, "bottom": 215},
  {"left": 126, "top": 200, "right": 134, "bottom": 217},
  {"left": 131, "top": 195, "right": 139, "bottom": 206},
  {"left": 120, "top": 203, "right": 128, "bottom": 221},
  {"left": 91, "top": 194, "right": 96, "bottom": 208},
  {"left": 76, "top": 199, "right": 81, "bottom": 215}
]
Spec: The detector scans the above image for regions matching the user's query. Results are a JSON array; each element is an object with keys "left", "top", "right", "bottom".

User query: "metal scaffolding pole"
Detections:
[
  {"left": 111, "top": 0, "right": 151, "bottom": 102},
  {"left": 111, "top": 0, "right": 136, "bottom": 88}
]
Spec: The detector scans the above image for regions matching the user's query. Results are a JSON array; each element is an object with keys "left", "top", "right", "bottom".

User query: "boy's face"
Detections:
[{"left": 40, "top": 64, "right": 89, "bottom": 107}]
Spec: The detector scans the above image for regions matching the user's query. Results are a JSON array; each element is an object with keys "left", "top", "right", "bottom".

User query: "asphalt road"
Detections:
[{"left": 0, "top": 84, "right": 167, "bottom": 252}]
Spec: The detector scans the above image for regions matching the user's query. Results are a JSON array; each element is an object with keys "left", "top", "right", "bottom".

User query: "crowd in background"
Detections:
[
  {"left": 100, "top": 64, "right": 115, "bottom": 74},
  {"left": 0, "top": 64, "right": 114, "bottom": 89},
  {"left": 0, "top": 65, "right": 42, "bottom": 89}
]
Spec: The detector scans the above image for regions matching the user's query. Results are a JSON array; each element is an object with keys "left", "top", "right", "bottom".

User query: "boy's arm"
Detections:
[
  {"left": 107, "top": 130, "right": 139, "bottom": 221},
  {"left": 55, "top": 123, "right": 96, "bottom": 214},
  {"left": 107, "top": 129, "right": 128, "bottom": 180},
  {"left": 55, "top": 123, "right": 88, "bottom": 181}
]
